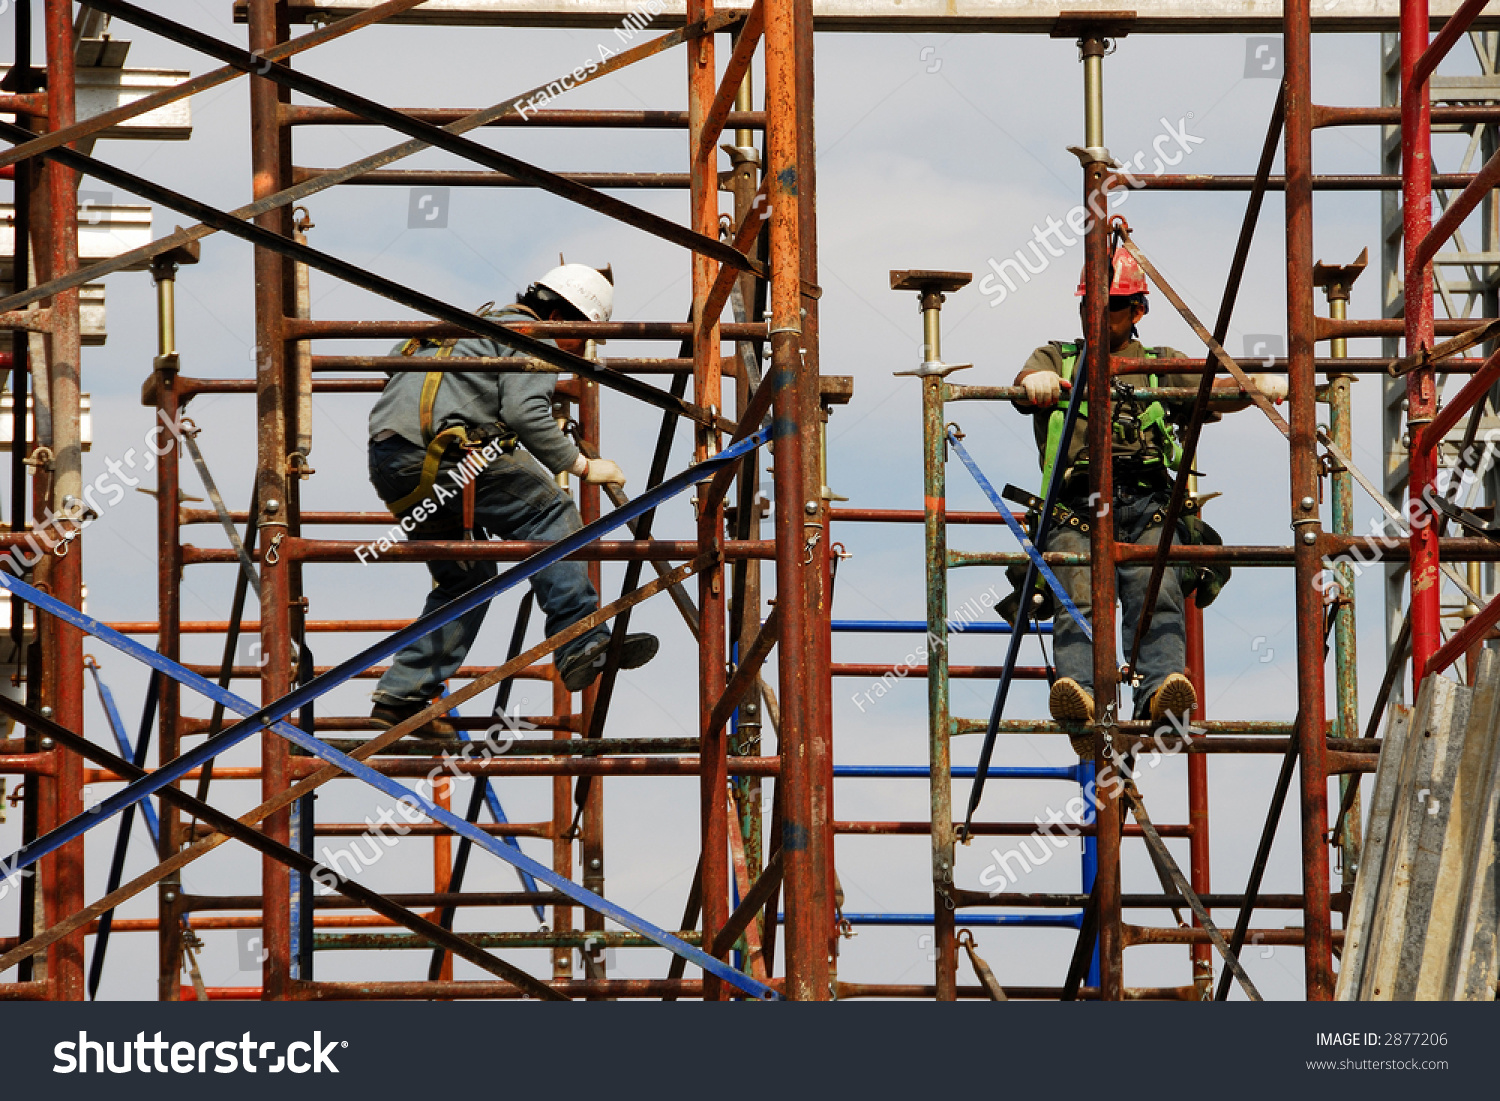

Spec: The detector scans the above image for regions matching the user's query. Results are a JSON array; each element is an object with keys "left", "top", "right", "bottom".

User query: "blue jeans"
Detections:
[
  {"left": 368, "top": 435, "right": 609, "bottom": 706},
  {"left": 1043, "top": 486, "right": 1186, "bottom": 719}
]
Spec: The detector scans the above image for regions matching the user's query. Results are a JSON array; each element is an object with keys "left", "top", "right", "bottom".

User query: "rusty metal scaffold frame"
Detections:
[
  {"left": 1, "top": 0, "right": 1497, "bottom": 1002},
  {"left": 0, "top": 0, "right": 831, "bottom": 1002}
]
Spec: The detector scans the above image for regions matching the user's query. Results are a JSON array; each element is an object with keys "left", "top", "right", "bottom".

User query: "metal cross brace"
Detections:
[
  {"left": 83, "top": 658, "right": 158, "bottom": 845},
  {"left": 0, "top": 428, "right": 777, "bottom": 999},
  {"left": 945, "top": 428, "right": 1092, "bottom": 641},
  {"left": 1122, "top": 781, "right": 1263, "bottom": 1001},
  {"left": 179, "top": 424, "right": 260, "bottom": 599}
]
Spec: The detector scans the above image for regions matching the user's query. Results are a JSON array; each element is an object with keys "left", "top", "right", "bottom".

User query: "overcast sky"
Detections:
[{"left": 1, "top": 4, "right": 1490, "bottom": 1001}]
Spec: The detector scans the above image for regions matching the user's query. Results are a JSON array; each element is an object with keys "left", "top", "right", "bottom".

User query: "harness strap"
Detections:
[
  {"left": 407, "top": 341, "right": 457, "bottom": 444},
  {"left": 1043, "top": 343, "right": 1174, "bottom": 492},
  {"left": 388, "top": 305, "right": 519, "bottom": 521},
  {"left": 387, "top": 425, "right": 472, "bottom": 516}
]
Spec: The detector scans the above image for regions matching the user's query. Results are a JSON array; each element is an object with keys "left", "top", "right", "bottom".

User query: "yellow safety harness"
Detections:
[{"left": 385, "top": 330, "right": 518, "bottom": 521}]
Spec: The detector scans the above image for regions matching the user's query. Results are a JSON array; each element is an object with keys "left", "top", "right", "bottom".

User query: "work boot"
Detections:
[
  {"left": 1147, "top": 672, "right": 1197, "bottom": 724},
  {"left": 1049, "top": 677, "right": 1095, "bottom": 725},
  {"left": 557, "top": 632, "right": 660, "bottom": 693},
  {"left": 370, "top": 699, "right": 457, "bottom": 740}
]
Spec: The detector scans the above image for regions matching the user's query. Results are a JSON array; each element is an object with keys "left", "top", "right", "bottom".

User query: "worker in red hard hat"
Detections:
[{"left": 1008, "top": 246, "right": 1284, "bottom": 753}]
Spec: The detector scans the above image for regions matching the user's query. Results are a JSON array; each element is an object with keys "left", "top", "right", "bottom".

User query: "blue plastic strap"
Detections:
[
  {"left": 453, "top": 719, "right": 545, "bottom": 924},
  {"left": 84, "top": 662, "right": 160, "bottom": 846},
  {"left": 0, "top": 427, "right": 777, "bottom": 999},
  {"left": 945, "top": 429, "right": 1093, "bottom": 641}
]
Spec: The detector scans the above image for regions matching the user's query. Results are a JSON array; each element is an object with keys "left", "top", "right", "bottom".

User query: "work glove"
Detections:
[
  {"left": 582, "top": 457, "right": 627, "bottom": 486},
  {"left": 1020, "top": 370, "right": 1063, "bottom": 407},
  {"left": 1247, "top": 373, "right": 1289, "bottom": 403}
]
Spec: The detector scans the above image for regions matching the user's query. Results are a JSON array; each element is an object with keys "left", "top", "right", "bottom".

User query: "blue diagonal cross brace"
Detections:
[
  {"left": 946, "top": 428, "right": 1093, "bottom": 641},
  {"left": 0, "top": 426, "right": 778, "bottom": 1000}
]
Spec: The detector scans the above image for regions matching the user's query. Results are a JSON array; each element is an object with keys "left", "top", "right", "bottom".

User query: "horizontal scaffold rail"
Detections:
[{"left": 247, "top": 0, "right": 1500, "bottom": 34}]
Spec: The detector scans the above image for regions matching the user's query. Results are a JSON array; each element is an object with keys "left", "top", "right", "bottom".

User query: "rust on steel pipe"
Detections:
[
  {"left": 1080, "top": 31, "right": 1123, "bottom": 1002},
  {"left": 182, "top": 892, "right": 565, "bottom": 911},
  {"left": 283, "top": 318, "right": 766, "bottom": 341},
  {"left": 298, "top": 169, "right": 696, "bottom": 189},
  {"left": 946, "top": 385, "right": 1249, "bottom": 403},
  {"left": 178, "top": 664, "right": 552, "bottom": 680},
  {"left": 947, "top": 890, "right": 1318, "bottom": 909},
  {"left": 313, "top": 822, "right": 550, "bottom": 838},
  {"left": 310, "top": 355, "right": 693, "bottom": 373},
  {"left": 830, "top": 663, "right": 1049, "bottom": 679},
  {"left": 686, "top": 0, "right": 729, "bottom": 1002},
  {"left": 1123, "top": 924, "right": 1342, "bottom": 948},
  {"left": 177, "top": 377, "right": 382, "bottom": 397},
  {"left": 765, "top": 0, "right": 833, "bottom": 1002},
  {"left": 246, "top": 0, "right": 297, "bottom": 1001},
  {"left": 174, "top": 714, "right": 578, "bottom": 734},
  {"left": 1314, "top": 104, "right": 1500, "bottom": 127},
  {"left": 287, "top": 978, "right": 752, "bottom": 1000},
  {"left": 84, "top": 756, "right": 781, "bottom": 783},
  {"left": 283, "top": 106, "right": 766, "bottom": 129},
  {"left": 833, "top": 821, "right": 1193, "bottom": 838},
  {"left": 182, "top": 509, "right": 394, "bottom": 525},
  {"left": 831, "top": 508, "right": 1011, "bottom": 524},
  {"left": 1286, "top": 0, "right": 1335, "bottom": 1000},
  {"left": 1317, "top": 316, "right": 1477, "bottom": 339},
  {"left": 182, "top": 539, "right": 777, "bottom": 563},
  {"left": 41, "top": 0, "right": 89, "bottom": 1002},
  {"left": 1111, "top": 355, "right": 1486, "bottom": 375},
  {"left": 1129, "top": 172, "right": 1479, "bottom": 190}
]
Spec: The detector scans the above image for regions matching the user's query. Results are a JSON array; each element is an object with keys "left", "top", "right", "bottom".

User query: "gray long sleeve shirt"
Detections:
[{"left": 367, "top": 305, "right": 581, "bottom": 475}]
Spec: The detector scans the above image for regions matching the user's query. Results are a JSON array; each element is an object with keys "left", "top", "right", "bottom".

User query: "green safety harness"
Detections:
[
  {"left": 1001, "top": 342, "right": 1230, "bottom": 620},
  {"left": 1040, "top": 343, "right": 1183, "bottom": 497}
]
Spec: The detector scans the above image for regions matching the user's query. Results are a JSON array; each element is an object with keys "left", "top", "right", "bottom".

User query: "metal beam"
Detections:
[{"left": 240, "top": 0, "right": 1500, "bottom": 34}]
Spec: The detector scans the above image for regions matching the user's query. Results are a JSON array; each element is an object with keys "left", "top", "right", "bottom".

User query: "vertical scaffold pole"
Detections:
[
  {"left": 1078, "top": 29, "right": 1123, "bottom": 1001},
  {"left": 151, "top": 249, "right": 185, "bottom": 1000},
  {"left": 688, "top": 0, "right": 728, "bottom": 1002},
  {"left": 1316, "top": 254, "right": 1367, "bottom": 894},
  {"left": 40, "top": 0, "right": 85, "bottom": 1001},
  {"left": 1402, "top": 0, "right": 1441, "bottom": 679},
  {"left": 579, "top": 358, "right": 606, "bottom": 987},
  {"left": 247, "top": 0, "right": 295, "bottom": 1001},
  {"left": 1184, "top": 585, "right": 1211, "bottom": 997},
  {"left": 768, "top": 0, "right": 833, "bottom": 997},
  {"left": 794, "top": 0, "right": 836, "bottom": 987},
  {"left": 1284, "top": 0, "right": 1335, "bottom": 999},
  {"left": 891, "top": 269, "right": 971, "bottom": 1001},
  {"left": 921, "top": 292, "right": 954, "bottom": 1000}
]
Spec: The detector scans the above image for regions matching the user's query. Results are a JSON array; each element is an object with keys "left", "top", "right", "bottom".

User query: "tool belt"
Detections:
[
  {"left": 385, "top": 336, "right": 519, "bottom": 518},
  {"left": 995, "top": 483, "right": 1231, "bottom": 622}
]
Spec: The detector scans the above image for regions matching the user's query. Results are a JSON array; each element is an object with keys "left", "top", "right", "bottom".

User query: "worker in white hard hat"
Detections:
[
  {"left": 1008, "top": 247, "right": 1283, "bottom": 751},
  {"left": 366, "top": 263, "right": 658, "bottom": 737}
]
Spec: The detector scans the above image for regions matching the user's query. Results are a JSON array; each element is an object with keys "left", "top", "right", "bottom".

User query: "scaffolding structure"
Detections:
[{"left": 2, "top": 0, "right": 1499, "bottom": 1002}]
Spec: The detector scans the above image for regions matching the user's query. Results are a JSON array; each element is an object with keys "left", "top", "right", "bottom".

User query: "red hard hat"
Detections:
[{"left": 1075, "top": 247, "right": 1149, "bottom": 297}]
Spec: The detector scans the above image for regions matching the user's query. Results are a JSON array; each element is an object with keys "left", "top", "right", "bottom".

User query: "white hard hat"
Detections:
[{"left": 536, "top": 263, "right": 614, "bottom": 323}]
